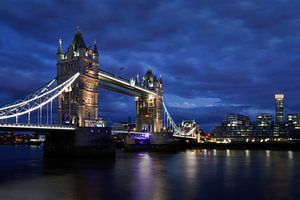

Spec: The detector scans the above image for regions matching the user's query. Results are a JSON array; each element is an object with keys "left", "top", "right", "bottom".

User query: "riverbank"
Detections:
[
  {"left": 187, "top": 142, "right": 300, "bottom": 151},
  {"left": 123, "top": 141, "right": 300, "bottom": 152}
]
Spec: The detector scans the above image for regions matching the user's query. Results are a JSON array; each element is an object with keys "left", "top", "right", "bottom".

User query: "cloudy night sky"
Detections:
[{"left": 0, "top": 0, "right": 300, "bottom": 131}]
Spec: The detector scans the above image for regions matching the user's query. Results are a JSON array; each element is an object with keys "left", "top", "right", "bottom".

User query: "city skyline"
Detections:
[
  {"left": 0, "top": 2, "right": 300, "bottom": 200},
  {"left": 220, "top": 93, "right": 294, "bottom": 124},
  {"left": 1, "top": 1, "right": 300, "bottom": 131}
]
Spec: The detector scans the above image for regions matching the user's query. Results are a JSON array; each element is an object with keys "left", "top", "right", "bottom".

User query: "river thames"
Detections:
[{"left": 0, "top": 146, "right": 299, "bottom": 200}]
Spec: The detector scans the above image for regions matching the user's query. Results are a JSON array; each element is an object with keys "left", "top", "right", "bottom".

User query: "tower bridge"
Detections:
[{"left": 0, "top": 28, "right": 198, "bottom": 153}]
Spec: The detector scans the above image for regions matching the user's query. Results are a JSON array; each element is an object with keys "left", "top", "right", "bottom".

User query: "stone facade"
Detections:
[
  {"left": 56, "top": 28, "right": 99, "bottom": 127},
  {"left": 135, "top": 69, "right": 163, "bottom": 133}
]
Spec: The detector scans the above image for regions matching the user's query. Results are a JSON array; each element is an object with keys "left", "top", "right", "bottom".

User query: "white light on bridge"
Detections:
[{"left": 0, "top": 123, "right": 75, "bottom": 131}]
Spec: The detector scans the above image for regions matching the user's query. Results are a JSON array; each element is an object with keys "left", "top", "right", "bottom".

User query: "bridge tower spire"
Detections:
[
  {"left": 57, "top": 28, "right": 99, "bottom": 127},
  {"left": 93, "top": 39, "right": 99, "bottom": 62},
  {"left": 136, "top": 69, "right": 163, "bottom": 133},
  {"left": 56, "top": 38, "right": 64, "bottom": 61}
]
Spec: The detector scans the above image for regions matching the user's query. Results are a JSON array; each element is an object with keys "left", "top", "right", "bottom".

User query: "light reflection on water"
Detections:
[{"left": 0, "top": 146, "right": 299, "bottom": 200}]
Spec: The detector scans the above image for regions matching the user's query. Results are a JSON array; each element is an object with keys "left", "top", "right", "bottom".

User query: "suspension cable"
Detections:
[{"left": 0, "top": 73, "right": 79, "bottom": 120}]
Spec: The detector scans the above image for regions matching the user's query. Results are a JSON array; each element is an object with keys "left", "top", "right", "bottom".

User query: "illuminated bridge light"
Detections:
[
  {"left": 0, "top": 123, "right": 75, "bottom": 131},
  {"left": 0, "top": 73, "right": 79, "bottom": 120}
]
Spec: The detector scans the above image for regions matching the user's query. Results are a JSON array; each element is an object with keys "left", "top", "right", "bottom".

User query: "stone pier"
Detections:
[{"left": 44, "top": 127, "right": 115, "bottom": 158}]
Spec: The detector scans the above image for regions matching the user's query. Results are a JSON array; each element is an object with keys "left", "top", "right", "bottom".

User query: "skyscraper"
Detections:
[{"left": 275, "top": 93, "right": 284, "bottom": 124}]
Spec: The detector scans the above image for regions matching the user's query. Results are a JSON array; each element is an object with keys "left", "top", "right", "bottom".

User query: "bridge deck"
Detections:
[
  {"left": 0, "top": 123, "right": 75, "bottom": 132},
  {"left": 98, "top": 70, "right": 156, "bottom": 96}
]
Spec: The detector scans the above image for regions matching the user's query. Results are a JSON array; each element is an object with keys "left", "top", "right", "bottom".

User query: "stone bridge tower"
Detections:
[
  {"left": 56, "top": 27, "right": 99, "bottom": 127},
  {"left": 136, "top": 69, "right": 163, "bottom": 133}
]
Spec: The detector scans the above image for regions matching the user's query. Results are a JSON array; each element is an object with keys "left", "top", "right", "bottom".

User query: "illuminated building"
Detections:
[
  {"left": 273, "top": 94, "right": 285, "bottom": 137},
  {"left": 275, "top": 93, "right": 284, "bottom": 124},
  {"left": 286, "top": 114, "right": 300, "bottom": 137},
  {"left": 135, "top": 69, "right": 163, "bottom": 132},
  {"left": 225, "top": 114, "right": 250, "bottom": 126},
  {"left": 221, "top": 114, "right": 253, "bottom": 137},
  {"left": 257, "top": 114, "right": 273, "bottom": 126},
  {"left": 57, "top": 27, "right": 99, "bottom": 127},
  {"left": 254, "top": 114, "right": 273, "bottom": 137},
  {"left": 287, "top": 114, "right": 300, "bottom": 125},
  {"left": 56, "top": 28, "right": 164, "bottom": 131},
  {"left": 213, "top": 94, "right": 300, "bottom": 139}
]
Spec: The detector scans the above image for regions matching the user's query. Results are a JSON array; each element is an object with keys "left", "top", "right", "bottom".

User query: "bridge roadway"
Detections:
[
  {"left": 98, "top": 70, "right": 157, "bottom": 97},
  {"left": 0, "top": 123, "right": 75, "bottom": 132},
  {"left": 0, "top": 123, "right": 197, "bottom": 140}
]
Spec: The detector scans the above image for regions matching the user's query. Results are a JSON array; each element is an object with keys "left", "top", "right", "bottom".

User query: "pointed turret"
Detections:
[
  {"left": 135, "top": 74, "right": 140, "bottom": 85},
  {"left": 93, "top": 39, "right": 98, "bottom": 55},
  {"left": 56, "top": 38, "right": 64, "bottom": 61},
  {"left": 57, "top": 38, "right": 63, "bottom": 55},
  {"left": 143, "top": 68, "right": 155, "bottom": 89},
  {"left": 92, "top": 39, "right": 99, "bottom": 61},
  {"left": 71, "top": 26, "right": 87, "bottom": 51},
  {"left": 159, "top": 74, "right": 163, "bottom": 84}
]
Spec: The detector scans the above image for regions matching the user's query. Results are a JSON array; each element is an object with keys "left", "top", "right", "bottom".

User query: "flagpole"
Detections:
[{"left": 120, "top": 66, "right": 125, "bottom": 78}]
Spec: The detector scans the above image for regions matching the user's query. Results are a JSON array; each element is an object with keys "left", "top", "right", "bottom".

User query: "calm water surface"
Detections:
[{"left": 0, "top": 146, "right": 299, "bottom": 200}]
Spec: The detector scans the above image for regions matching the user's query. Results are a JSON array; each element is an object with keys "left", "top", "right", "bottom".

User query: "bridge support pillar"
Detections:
[
  {"left": 135, "top": 69, "right": 163, "bottom": 133},
  {"left": 135, "top": 94, "right": 163, "bottom": 133},
  {"left": 56, "top": 29, "right": 99, "bottom": 127},
  {"left": 44, "top": 127, "right": 114, "bottom": 158}
]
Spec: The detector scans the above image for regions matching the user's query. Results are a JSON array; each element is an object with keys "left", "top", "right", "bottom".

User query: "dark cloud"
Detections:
[{"left": 0, "top": 0, "right": 300, "bottom": 131}]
